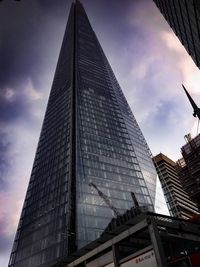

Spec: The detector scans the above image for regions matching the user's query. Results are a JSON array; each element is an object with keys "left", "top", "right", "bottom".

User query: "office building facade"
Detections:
[
  {"left": 153, "top": 0, "right": 200, "bottom": 69},
  {"left": 9, "top": 1, "right": 157, "bottom": 267},
  {"left": 153, "top": 153, "right": 198, "bottom": 219},
  {"left": 177, "top": 134, "right": 200, "bottom": 211}
]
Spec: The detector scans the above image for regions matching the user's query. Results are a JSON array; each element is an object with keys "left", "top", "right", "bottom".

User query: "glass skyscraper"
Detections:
[{"left": 9, "top": 1, "right": 157, "bottom": 267}]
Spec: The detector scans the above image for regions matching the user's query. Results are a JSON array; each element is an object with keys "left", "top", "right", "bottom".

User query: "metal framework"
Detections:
[
  {"left": 51, "top": 212, "right": 200, "bottom": 267},
  {"left": 177, "top": 134, "right": 200, "bottom": 210}
]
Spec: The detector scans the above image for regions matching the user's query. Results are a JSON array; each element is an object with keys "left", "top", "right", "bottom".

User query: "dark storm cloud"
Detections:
[
  {"left": 0, "top": 0, "right": 69, "bottom": 89},
  {"left": 0, "top": 0, "right": 70, "bottom": 128},
  {"left": 0, "top": 2, "right": 38, "bottom": 87},
  {"left": 0, "top": 0, "right": 133, "bottom": 125},
  {"left": 0, "top": 0, "right": 133, "bottom": 91}
]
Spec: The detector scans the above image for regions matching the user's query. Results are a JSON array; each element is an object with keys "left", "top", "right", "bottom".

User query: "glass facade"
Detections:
[
  {"left": 153, "top": 0, "right": 200, "bottom": 69},
  {"left": 9, "top": 1, "right": 157, "bottom": 267}
]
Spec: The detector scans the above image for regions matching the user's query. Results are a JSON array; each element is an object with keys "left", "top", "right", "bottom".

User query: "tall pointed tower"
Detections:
[
  {"left": 9, "top": 1, "right": 157, "bottom": 266},
  {"left": 182, "top": 84, "right": 200, "bottom": 120}
]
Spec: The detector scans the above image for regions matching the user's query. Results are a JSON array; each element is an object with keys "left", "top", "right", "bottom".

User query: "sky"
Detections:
[{"left": 1, "top": 0, "right": 200, "bottom": 265}]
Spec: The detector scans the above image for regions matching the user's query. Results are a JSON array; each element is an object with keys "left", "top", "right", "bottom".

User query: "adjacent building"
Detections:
[
  {"left": 153, "top": 153, "right": 198, "bottom": 219},
  {"left": 8, "top": 1, "right": 158, "bottom": 267},
  {"left": 177, "top": 134, "right": 200, "bottom": 210},
  {"left": 175, "top": 86, "right": 200, "bottom": 211},
  {"left": 153, "top": 0, "right": 200, "bottom": 69}
]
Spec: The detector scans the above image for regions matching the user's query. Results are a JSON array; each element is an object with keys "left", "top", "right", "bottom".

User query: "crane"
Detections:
[
  {"left": 182, "top": 84, "right": 200, "bottom": 120},
  {"left": 130, "top": 191, "right": 139, "bottom": 208},
  {"left": 182, "top": 84, "right": 200, "bottom": 135},
  {"left": 89, "top": 182, "right": 121, "bottom": 217}
]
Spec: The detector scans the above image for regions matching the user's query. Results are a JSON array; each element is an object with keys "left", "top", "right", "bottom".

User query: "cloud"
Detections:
[
  {"left": 161, "top": 31, "right": 183, "bottom": 52},
  {"left": 4, "top": 88, "right": 15, "bottom": 102},
  {"left": 0, "top": 79, "right": 47, "bottom": 131},
  {"left": 160, "top": 31, "right": 200, "bottom": 139},
  {"left": 24, "top": 79, "right": 43, "bottom": 101},
  {"left": 111, "top": 3, "right": 200, "bottom": 163},
  {"left": 85, "top": 0, "right": 185, "bottom": 214},
  {"left": 161, "top": 31, "right": 200, "bottom": 95}
]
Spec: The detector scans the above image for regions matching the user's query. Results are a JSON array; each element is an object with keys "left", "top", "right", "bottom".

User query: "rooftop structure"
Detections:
[{"left": 177, "top": 134, "right": 200, "bottom": 210}]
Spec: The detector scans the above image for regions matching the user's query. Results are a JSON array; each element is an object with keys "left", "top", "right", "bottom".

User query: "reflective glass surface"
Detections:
[
  {"left": 75, "top": 3, "right": 156, "bottom": 247},
  {"left": 9, "top": 2, "right": 157, "bottom": 266}
]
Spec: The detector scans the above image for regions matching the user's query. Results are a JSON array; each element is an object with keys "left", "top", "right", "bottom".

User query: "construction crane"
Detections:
[
  {"left": 130, "top": 191, "right": 139, "bottom": 208},
  {"left": 182, "top": 84, "right": 200, "bottom": 120},
  {"left": 89, "top": 182, "right": 121, "bottom": 217},
  {"left": 182, "top": 84, "right": 200, "bottom": 135}
]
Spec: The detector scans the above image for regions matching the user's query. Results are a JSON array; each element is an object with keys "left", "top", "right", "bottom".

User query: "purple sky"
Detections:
[{"left": 1, "top": 0, "right": 200, "bottom": 265}]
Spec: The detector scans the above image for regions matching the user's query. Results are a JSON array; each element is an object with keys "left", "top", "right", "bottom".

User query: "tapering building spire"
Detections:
[
  {"left": 8, "top": 2, "right": 158, "bottom": 267},
  {"left": 182, "top": 84, "right": 200, "bottom": 120}
]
